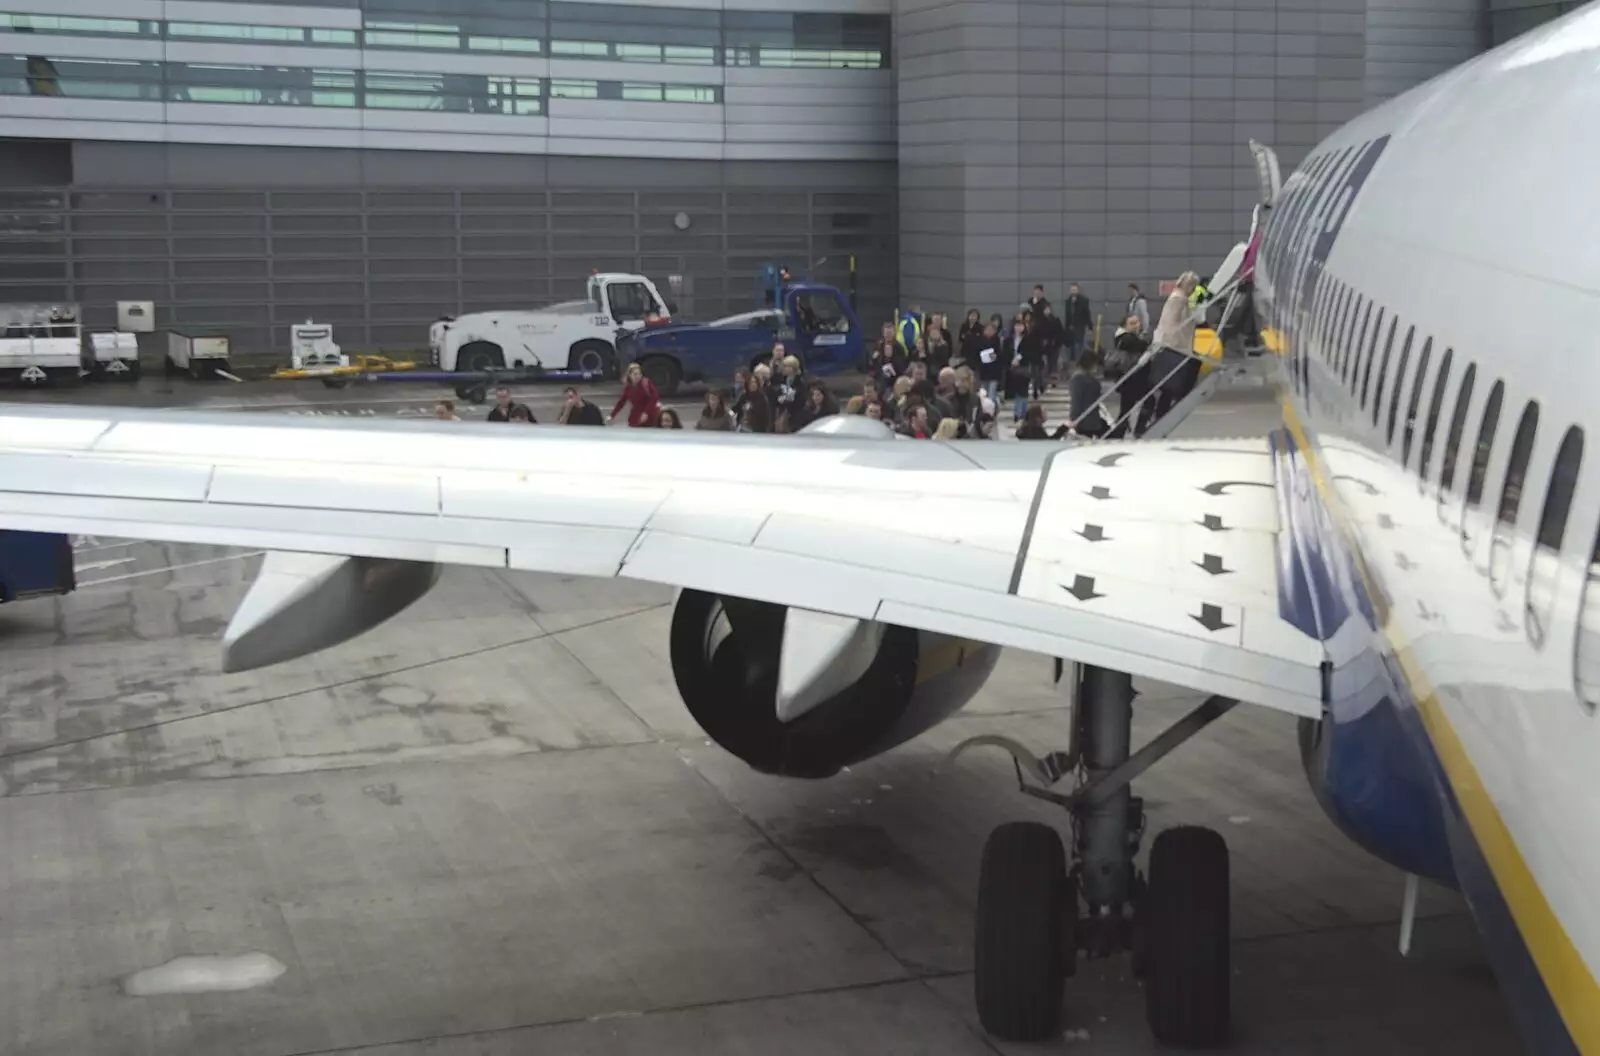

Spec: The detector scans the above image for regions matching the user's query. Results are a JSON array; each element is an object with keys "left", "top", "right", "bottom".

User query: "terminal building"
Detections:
[{"left": 0, "top": 0, "right": 1577, "bottom": 354}]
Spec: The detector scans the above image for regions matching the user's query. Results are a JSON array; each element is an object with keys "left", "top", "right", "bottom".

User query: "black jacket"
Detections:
[
  {"left": 1004, "top": 330, "right": 1042, "bottom": 367},
  {"left": 1063, "top": 294, "right": 1093, "bottom": 337},
  {"left": 969, "top": 332, "right": 1006, "bottom": 382},
  {"left": 563, "top": 400, "right": 604, "bottom": 425},
  {"left": 487, "top": 402, "right": 534, "bottom": 423}
]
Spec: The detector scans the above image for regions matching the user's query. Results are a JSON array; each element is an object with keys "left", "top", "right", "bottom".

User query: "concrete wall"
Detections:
[
  {"left": 0, "top": 141, "right": 896, "bottom": 353},
  {"left": 1365, "top": 0, "right": 1485, "bottom": 105},
  {"left": 894, "top": 0, "right": 1487, "bottom": 326}
]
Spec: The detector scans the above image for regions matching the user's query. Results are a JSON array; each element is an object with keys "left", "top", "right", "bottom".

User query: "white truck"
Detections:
[
  {"left": 0, "top": 304, "right": 84, "bottom": 386},
  {"left": 429, "top": 272, "right": 673, "bottom": 377}
]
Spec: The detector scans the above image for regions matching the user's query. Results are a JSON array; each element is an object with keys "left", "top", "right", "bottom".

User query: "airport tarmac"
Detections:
[{"left": 0, "top": 383, "right": 1522, "bottom": 1055}]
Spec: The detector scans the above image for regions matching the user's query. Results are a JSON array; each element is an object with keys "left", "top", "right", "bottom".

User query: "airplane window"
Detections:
[
  {"left": 1466, "top": 380, "right": 1505, "bottom": 509},
  {"left": 1536, "top": 426, "right": 1582, "bottom": 552},
  {"left": 1385, "top": 325, "right": 1413, "bottom": 444},
  {"left": 1347, "top": 299, "right": 1372, "bottom": 387},
  {"left": 1336, "top": 292, "right": 1357, "bottom": 379},
  {"left": 1316, "top": 280, "right": 1337, "bottom": 362},
  {"left": 1490, "top": 401, "right": 1540, "bottom": 596},
  {"left": 1440, "top": 362, "right": 1476, "bottom": 494},
  {"left": 1577, "top": 515, "right": 1600, "bottom": 708},
  {"left": 1417, "top": 347, "right": 1453, "bottom": 485},
  {"left": 1527, "top": 426, "right": 1582, "bottom": 649},
  {"left": 1401, "top": 337, "right": 1433, "bottom": 467},
  {"left": 1335, "top": 288, "right": 1356, "bottom": 373},
  {"left": 1360, "top": 308, "right": 1385, "bottom": 410},
  {"left": 1371, "top": 316, "right": 1396, "bottom": 427}
]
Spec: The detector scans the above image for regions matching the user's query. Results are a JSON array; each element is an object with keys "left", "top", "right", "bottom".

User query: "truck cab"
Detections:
[
  {"left": 430, "top": 272, "right": 672, "bottom": 378},
  {"left": 624, "top": 282, "right": 862, "bottom": 395}
]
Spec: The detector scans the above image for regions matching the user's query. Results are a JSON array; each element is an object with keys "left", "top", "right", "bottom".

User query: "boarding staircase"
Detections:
[{"left": 1066, "top": 282, "right": 1276, "bottom": 441}]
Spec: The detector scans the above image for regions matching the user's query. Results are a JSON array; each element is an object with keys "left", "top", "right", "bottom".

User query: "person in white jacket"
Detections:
[{"left": 1146, "top": 272, "right": 1204, "bottom": 422}]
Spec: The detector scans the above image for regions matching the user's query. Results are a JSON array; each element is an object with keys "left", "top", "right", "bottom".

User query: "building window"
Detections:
[
  {"left": 364, "top": 70, "right": 542, "bottom": 113},
  {"left": 0, "top": 13, "right": 154, "bottom": 35},
  {"left": 549, "top": 78, "right": 718, "bottom": 102},
  {"left": 363, "top": 1, "right": 547, "bottom": 54},
  {"left": 549, "top": 2, "right": 718, "bottom": 64},
  {"left": 1527, "top": 426, "right": 1582, "bottom": 647},
  {"left": 166, "top": 63, "right": 358, "bottom": 107},
  {"left": 1, "top": 55, "right": 164, "bottom": 100},
  {"left": 167, "top": 22, "right": 358, "bottom": 46},
  {"left": 724, "top": 11, "right": 890, "bottom": 68},
  {"left": 1490, "top": 401, "right": 1540, "bottom": 596}
]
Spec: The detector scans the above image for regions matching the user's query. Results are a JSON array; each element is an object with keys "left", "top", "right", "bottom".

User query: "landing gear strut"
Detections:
[{"left": 952, "top": 664, "right": 1237, "bottom": 1047}]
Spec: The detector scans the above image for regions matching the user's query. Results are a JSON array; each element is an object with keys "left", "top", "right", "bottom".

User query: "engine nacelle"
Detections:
[{"left": 669, "top": 589, "right": 1002, "bottom": 778}]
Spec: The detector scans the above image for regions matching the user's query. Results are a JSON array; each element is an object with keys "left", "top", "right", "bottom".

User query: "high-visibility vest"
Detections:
[
  {"left": 897, "top": 311, "right": 922, "bottom": 350},
  {"left": 1188, "top": 284, "right": 1209, "bottom": 309}
]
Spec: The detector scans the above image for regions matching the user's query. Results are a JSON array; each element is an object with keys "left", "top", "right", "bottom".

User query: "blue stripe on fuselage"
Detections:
[{"left": 1275, "top": 414, "right": 1580, "bottom": 1056}]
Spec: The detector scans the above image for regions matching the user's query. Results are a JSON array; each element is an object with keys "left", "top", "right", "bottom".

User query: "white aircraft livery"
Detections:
[{"left": 2, "top": 6, "right": 1598, "bottom": 1052}]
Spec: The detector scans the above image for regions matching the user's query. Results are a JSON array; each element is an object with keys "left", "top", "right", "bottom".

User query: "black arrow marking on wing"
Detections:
[
  {"left": 1064, "top": 575, "right": 1104, "bottom": 602},
  {"left": 1086, "top": 486, "right": 1113, "bottom": 501},
  {"left": 1198, "top": 514, "right": 1229, "bottom": 532},
  {"left": 1334, "top": 475, "right": 1381, "bottom": 497},
  {"left": 1094, "top": 452, "right": 1130, "bottom": 468},
  {"left": 1193, "top": 604, "right": 1234, "bottom": 632},
  {"left": 1077, "top": 523, "right": 1109, "bottom": 542},
  {"left": 1197, "top": 554, "right": 1231, "bottom": 576},
  {"left": 1395, "top": 552, "right": 1416, "bottom": 572},
  {"left": 1199, "top": 481, "right": 1273, "bottom": 496},
  {"left": 1376, "top": 513, "right": 1395, "bottom": 530}
]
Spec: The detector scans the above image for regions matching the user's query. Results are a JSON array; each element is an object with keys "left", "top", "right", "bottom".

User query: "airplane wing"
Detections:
[{"left": 0, "top": 404, "right": 1377, "bottom": 720}]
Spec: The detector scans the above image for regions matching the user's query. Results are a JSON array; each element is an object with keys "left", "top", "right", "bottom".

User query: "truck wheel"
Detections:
[
  {"left": 640, "top": 357, "right": 681, "bottom": 397},
  {"left": 458, "top": 341, "right": 505, "bottom": 373},
  {"left": 568, "top": 340, "right": 614, "bottom": 378}
]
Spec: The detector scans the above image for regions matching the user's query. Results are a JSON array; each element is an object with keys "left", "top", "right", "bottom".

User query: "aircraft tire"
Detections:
[
  {"left": 1143, "top": 825, "right": 1230, "bottom": 1048},
  {"left": 974, "top": 821, "right": 1068, "bottom": 1041}
]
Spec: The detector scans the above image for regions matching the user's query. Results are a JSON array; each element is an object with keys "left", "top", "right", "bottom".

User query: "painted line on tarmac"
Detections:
[{"left": 78, "top": 552, "right": 265, "bottom": 588}]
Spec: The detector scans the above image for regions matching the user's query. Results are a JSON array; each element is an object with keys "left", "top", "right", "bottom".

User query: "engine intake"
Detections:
[{"left": 669, "top": 589, "right": 1000, "bottom": 778}]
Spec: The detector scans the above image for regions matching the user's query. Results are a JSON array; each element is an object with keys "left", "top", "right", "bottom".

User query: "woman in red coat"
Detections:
[{"left": 610, "top": 362, "right": 661, "bottom": 427}]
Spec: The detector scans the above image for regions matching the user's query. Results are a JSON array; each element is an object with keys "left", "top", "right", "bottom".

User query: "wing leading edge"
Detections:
[{"left": 0, "top": 404, "right": 1374, "bottom": 719}]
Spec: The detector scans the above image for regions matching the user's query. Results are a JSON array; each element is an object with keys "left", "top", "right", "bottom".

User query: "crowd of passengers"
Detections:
[{"left": 451, "top": 273, "right": 1208, "bottom": 441}]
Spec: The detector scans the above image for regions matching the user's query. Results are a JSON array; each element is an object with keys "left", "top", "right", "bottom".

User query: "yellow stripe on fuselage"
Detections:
[{"left": 1277, "top": 395, "right": 1600, "bottom": 1052}]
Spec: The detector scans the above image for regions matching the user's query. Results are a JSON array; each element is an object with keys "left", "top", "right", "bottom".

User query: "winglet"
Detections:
[
  {"left": 222, "top": 552, "right": 440, "bottom": 673},
  {"left": 776, "top": 609, "right": 884, "bottom": 724}
]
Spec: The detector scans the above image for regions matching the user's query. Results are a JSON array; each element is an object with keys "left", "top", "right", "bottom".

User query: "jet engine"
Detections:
[{"left": 669, "top": 588, "right": 1002, "bottom": 778}]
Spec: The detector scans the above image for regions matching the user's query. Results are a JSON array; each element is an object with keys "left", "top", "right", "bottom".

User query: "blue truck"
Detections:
[
  {"left": 621, "top": 280, "right": 864, "bottom": 396},
  {"left": 0, "top": 530, "right": 74, "bottom": 604}
]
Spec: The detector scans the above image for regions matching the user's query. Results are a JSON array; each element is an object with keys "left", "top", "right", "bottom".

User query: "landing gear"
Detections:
[{"left": 955, "top": 666, "right": 1236, "bottom": 1047}]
